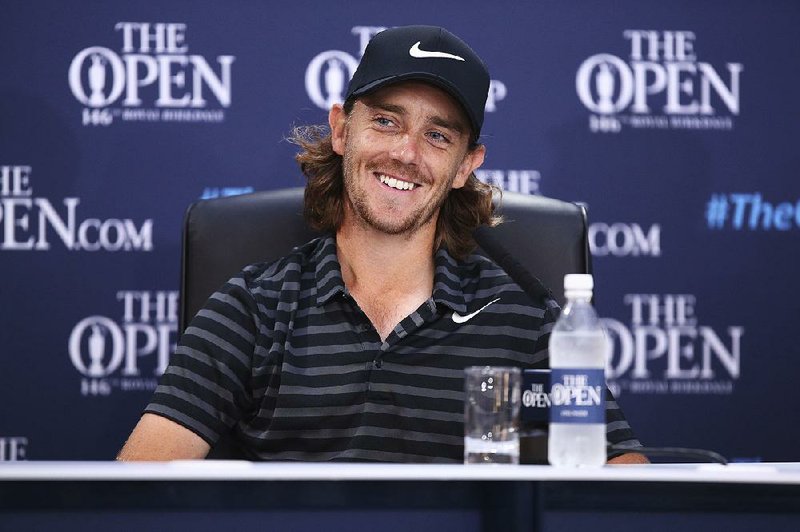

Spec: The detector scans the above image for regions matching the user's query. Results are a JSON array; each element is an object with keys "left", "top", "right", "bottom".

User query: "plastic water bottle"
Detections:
[{"left": 548, "top": 274, "right": 608, "bottom": 467}]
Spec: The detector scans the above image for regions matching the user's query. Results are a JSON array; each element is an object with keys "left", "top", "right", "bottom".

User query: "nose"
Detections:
[{"left": 389, "top": 133, "right": 419, "bottom": 166}]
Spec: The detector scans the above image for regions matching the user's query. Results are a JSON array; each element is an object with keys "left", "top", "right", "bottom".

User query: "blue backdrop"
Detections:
[{"left": 1, "top": 0, "right": 798, "bottom": 462}]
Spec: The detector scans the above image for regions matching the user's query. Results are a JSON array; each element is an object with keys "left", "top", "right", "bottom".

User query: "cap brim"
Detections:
[{"left": 348, "top": 73, "right": 481, "bottom": 139}]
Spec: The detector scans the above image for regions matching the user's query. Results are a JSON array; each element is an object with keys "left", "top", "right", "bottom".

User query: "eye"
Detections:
[
  {"left": 374, "top": 116, "right": 395, "bottom": 128},
  {"left": 427, "top": 130, "right": 451, "bottom": 144}
]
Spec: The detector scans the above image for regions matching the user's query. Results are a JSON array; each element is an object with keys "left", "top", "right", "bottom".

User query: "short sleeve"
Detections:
[{"left": 144, "top": 273, "right": 259, "bottom": 445}]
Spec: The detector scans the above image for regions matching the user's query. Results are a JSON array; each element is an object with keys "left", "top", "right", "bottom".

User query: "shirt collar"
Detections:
[
  {"left": 313, "top": 235, "right": 347, "bottom": 305},
  {"left": 313, "top": 235, "right": 467, "bottom": 314},
  {"left": 431, "top": 246, "right": 467, "bottom": 315}
]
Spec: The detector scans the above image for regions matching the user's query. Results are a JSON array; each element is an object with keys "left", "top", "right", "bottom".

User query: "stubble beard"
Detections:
[{"left": 341, "top": 146, "right": 455, "bottom": 237}]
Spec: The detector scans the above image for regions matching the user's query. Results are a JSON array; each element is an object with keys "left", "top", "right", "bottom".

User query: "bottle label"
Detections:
[{"left": 549, "top": 369, "right": 605, "bottom": 424}]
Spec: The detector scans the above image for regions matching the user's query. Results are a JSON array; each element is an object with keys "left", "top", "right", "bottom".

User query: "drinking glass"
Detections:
[{"left": 464, "top": 366, "right": 521, "bottom": 464}]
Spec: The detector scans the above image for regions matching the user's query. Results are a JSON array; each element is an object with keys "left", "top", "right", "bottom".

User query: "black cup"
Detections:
[{"left": 519, "top": 369, "right": 550, "bottom": 464}]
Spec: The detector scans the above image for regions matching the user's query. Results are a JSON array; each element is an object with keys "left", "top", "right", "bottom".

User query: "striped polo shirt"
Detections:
[{"left": 147, "top": 235, "right": 641, "bottom": 462}]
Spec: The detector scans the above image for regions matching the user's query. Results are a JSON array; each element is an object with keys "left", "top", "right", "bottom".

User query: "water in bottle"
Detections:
[{"left": 548, "top": 274, "right": 608, "bottom": 467}]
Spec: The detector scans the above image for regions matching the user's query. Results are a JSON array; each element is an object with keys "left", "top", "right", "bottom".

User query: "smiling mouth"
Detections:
[{"left": 377, "top": 173, "right": 418, "bottom": 191}]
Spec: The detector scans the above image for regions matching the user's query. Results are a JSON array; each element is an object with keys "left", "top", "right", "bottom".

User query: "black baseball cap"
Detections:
[{"left": 345, "top": 25, "right": 490, "bottom": 139}]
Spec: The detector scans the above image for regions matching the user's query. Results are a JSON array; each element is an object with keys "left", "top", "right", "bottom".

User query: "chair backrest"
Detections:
[{"left": 179, "top": 188, "right": 590, "bottom": 332}]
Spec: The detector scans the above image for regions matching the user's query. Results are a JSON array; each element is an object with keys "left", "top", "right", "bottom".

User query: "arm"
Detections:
[
  {"left": 117, "top": 413, "right": 210, "bottom": 461},
  {"left": 119, "top": 270, "right": 261, "bottom": 461},
  {"left": 608, "top": 452, "right": 649, "bottom": 464}
]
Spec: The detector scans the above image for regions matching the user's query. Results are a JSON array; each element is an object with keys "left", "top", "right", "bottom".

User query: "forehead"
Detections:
[{"left": 357, "top": 81, "right": 470, "bottom": 132}]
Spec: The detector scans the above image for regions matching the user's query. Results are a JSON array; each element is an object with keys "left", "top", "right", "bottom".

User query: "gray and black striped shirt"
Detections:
[{"left": 147, "top": 236, "right": 640, "bottom": 462}]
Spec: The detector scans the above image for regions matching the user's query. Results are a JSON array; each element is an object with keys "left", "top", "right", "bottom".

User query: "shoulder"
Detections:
[
  {"left": 200, "top": 236, "right": 329, "bottom": 322},
  {"left": 237, "top": 236, "right": 330, "bottom": 291},
  {"left": 190, "top": 236, "right": 330, "bottom": 336}
]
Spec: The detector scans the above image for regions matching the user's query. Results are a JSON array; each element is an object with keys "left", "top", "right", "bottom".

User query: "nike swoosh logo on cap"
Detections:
[
  {"left": 409, "top": 41, "right": 465, "bottom": 61},
  {"left": 452, "top": 298, "right": 500, "bottom": 324}
]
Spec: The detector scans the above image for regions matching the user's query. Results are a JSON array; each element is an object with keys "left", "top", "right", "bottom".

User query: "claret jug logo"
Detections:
[
  {"left": 69, "top": 291, "right": 178, "bottom": 396},
  {"left": 577, "top": 30, "right": 742, "bottom": 133},
  {"left": 305, "top": 26, "right": 508, "bottom": 113},
  {"left": 69, "top": 22, "right": 235, "bottom": 126},
  {"left": 603, "top": 294, "right": 744, "bottom": 397}
]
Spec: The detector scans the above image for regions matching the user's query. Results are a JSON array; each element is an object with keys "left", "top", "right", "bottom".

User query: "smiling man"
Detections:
[{"left": 118, "top": 26, "right": 645, "bottom": 463}]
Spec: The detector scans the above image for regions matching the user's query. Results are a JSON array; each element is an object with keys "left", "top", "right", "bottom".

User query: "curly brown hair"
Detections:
[{"left": 290, "top": 111, "right": 501, "bottom": 260}]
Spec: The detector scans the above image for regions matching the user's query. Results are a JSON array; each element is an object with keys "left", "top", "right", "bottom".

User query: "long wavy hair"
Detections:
[{"left": 289, "top": 104, "right": 501, "bottom": 260}]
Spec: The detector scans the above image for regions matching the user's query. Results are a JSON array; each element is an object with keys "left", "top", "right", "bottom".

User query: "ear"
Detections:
[
  {"left": 329, "top": 104, "right": 347, "bottom": 156},
  {"left": 452, "top": 144, "right": 485, "bottom": 189}
]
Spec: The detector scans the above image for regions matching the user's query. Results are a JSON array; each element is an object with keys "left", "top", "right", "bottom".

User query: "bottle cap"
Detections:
[{"left": 564, "top": 273, "right": 594, "bottom": 295}]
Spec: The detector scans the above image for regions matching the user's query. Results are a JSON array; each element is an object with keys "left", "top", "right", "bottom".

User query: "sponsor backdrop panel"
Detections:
[{"left": 1, "top": 0, "right": 798, "bottom": 461}]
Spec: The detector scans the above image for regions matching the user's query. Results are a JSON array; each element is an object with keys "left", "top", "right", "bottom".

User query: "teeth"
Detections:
[{"left": 378, "top": 174, "right": 416, "bottom": 191}]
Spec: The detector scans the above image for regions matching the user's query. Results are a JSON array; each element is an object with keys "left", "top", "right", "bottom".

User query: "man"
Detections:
[{"left": 119, "top": 25, "right": 645, "bottom": 463}]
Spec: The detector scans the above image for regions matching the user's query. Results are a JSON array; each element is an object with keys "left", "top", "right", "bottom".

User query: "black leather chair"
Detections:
[{"left": 179, "top": 188, "right": 591, "bottom": 333}]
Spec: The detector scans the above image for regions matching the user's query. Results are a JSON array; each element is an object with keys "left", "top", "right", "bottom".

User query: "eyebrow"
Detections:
[{"left": 365, "top": 100, "right": 467, "bottom": 136}]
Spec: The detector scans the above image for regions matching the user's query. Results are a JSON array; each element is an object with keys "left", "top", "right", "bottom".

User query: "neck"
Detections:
[
  {"left": 336, "top": 208, "right": 437, "bottom": 298},
  {"left": 335, "top": 203, "right": 441, "bottom": 341}
]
